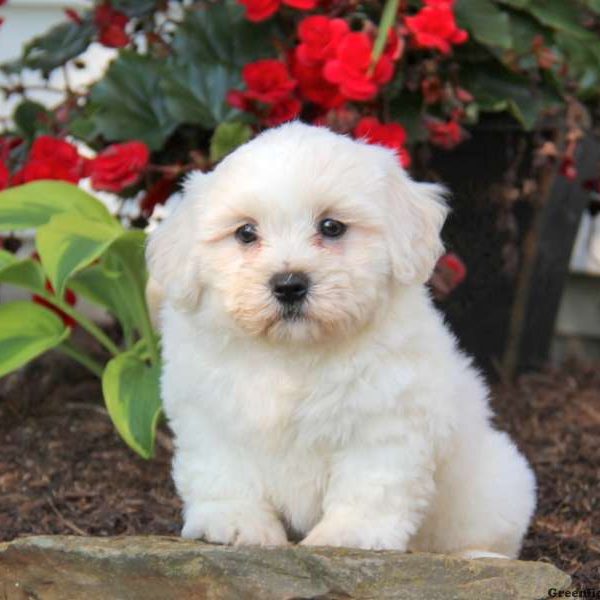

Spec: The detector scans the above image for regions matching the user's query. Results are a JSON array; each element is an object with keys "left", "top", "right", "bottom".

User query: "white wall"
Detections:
[{"left": 0, "top": 0, "right": 115, "bottom": 120}]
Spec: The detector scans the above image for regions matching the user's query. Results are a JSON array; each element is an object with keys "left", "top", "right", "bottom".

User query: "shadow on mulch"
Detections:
[{"left": 0, "top": 352, "right": 598, "bottom": 589}]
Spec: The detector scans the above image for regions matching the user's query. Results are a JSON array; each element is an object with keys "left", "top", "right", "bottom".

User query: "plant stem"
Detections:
[
  {"left": 128, "top": 272, "right": 160, "bottom": 365},
  {"left": 39, "top": 291, "right": 121, "bottom": 356},
  {"left": 58, "top": 341, "right": 104, "bottom": 378},
  {"left": 371, "top": 0, "right": 400, "bottom": 69}
]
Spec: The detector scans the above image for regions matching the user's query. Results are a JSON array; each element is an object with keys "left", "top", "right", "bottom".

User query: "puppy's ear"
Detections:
[
  {"left": 146, "top": 171, "right": 211, "bottom": 312},
  {"left": 383, "top": 154, "right": 448, "bottom": 285}
]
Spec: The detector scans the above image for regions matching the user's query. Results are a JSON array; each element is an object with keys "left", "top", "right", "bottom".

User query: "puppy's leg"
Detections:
[
  {"left": 173, "top": 441, "right": 287, "bottom": 546},
  {"left": 302, "top": 419, "right": 435, "bottom": 551},
  {"left": 410, "top": 430, "right": 536, "bottom": 559}
]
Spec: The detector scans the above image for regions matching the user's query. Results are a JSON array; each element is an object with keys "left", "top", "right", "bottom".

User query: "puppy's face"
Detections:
[{"left": 148, "top": 124, "right": 447, "bottom": 344}]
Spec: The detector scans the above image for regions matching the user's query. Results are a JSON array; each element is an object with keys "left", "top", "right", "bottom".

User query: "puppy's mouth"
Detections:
[{"left": 280, "top": 303, "right": 306, "bottom": 321}]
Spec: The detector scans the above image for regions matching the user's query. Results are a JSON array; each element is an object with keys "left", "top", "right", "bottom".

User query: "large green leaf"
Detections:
[
  {"left": 456, "top": 0, "right": 513, "bottom": 49},
  {"left": 496, "top": 0, "right": 530, "bottom": 7},
  {"left": 506, "top": 11, "right": 552, "bottom": 56},
  {"left": 111, "top": 0, "right": 158, "bottom": 17},
  {"left": 460, "top": 62, "right": 561, "bottom": 129},
  {"left": 0, "top": 181, "right": 114, "bottom": 231},
  {"left": 20, "top": 19, "right": 96, "bottom": 76},
  {"left": 162, "top": 63, "right": 240, "bottom": 129},
  {"left": 36, "top": 213, "right": 124, "bottom": 297},
  {"left": 102, "top": 351, "right": 162, "bottom": 458},
  {"left": 528, "top": 1, "right": 592, "bottom": 38},
  {"left": 90, "top": 52, "right": 178, "bottom": 150},
  {"left": 171, "top": 2, "right": 275, "bottom": 68},
  {"left": 71, "top": 230, "right": 149, "bottom": 339},
  {"left": 583, "top": 0, "right": 600, "bottom": 13},
  {"left": 0, "top": 301, "right": 70, "bottom": 378},
  {"left": 210, "top": 122, "right": 252, "bottom": 162},
  {"left": 0, "top": 250, "right": 46, "bottom": 293},
  {"left": 555, "top": 31, "right": 600, "bottom": 98},
  {"left": 69, "top": 260, "right": 136, "bottom": 342},
  {"left": 109, "top": 230, "right": 158, "bottom": 363},
  {"left": 162, "top": 2, "right": 274, "bottom": 128}
]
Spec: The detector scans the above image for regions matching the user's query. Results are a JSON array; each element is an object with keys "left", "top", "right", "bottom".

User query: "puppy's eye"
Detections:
[
  {"left": 318, "top": 218, "right": 347, "bottom": 239},
  {"left": 235, "top": 223, "right": 258, "bottom": 244}
]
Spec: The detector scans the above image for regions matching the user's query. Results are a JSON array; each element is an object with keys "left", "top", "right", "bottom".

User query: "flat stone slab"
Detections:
[{"left": 0, "top": 535, "right": 570, "bottom": 600}]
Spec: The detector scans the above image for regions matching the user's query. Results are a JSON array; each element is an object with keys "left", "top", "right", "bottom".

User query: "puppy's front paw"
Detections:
[
  {"left": 181, "top": 501, "right": 288, "bottom": 546},
  {"left": 302, "top": 510, "right": 409, "bottom": 551}
]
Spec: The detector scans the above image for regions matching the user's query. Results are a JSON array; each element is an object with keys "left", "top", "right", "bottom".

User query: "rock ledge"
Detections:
[{"left": 0, "top": 535, "right": 570, "bottom": 599}]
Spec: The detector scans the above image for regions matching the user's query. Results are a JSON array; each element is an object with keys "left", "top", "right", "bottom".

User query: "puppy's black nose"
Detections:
[{"left": 270, "top": 272, "right": 310, "bottom": 304}]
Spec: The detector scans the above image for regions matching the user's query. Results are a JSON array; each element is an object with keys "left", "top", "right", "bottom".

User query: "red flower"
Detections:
[
  {"left": 0, "top": 136, "right": 23, "bottom": 162},
  {"left": 323, "top": 32, "right": 394, "bottom": 101},
  {"left": 426, "top": 118, "right": 465, "bottom": 149},
  {"left": 95, "top": 2, "right": 130, "bottom": 48},
  {"left": 431, "top": 251, "right": 467, "bottom": 300},
  {"left": 238, "top": 0, "right": 280, "bottom": 21},
  {"left": 405, "top": 0, "right": 468, "bottom": 55},
  {"left": 0, "top": 159, "right": 9, "bottom": 190},
  {"left": 284, "top": 0, "right": 318, "bottom": 8},
  {"left": 559, "top": 156, "right": 577, "bottom": 181},
  {"left": 297, "top": 16, "right": 349, "bottom": 66},
  {"left": 13, "top": 136, "right": 85, "bottom": 185},
  {"left": 229, "top": 60, "right": 302, "bottom": 125},
  {"left": 264, "top": 96, "right": 302, "bottom": 126},
  {"left": 140, "top": 177, "right": 177, "bottom": 216},
  {"left": 292, "top": 59, "right": 345, "bottom": 109},
  {"left": 226, "top": 89, "right": 253, "bottom": 112},
  {"left": 89, "top": 141, "right": 149, "bottom": 192},
  {"left": 242, "top": 60, "right": 297, "bottom": 104},
  {"left": 238, "top": 0, "right": 317, "bottom": 22},
  {"left": 354, "top": 117, "right": 411, "bottom": 168},
  {"left": 33, "top": 280, "right": 78, "bottom": 329}
]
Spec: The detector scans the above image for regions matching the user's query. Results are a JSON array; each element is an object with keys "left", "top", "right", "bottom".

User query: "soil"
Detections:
[{"left": 0, "top": 350, "right": 598, "bottom": 589}]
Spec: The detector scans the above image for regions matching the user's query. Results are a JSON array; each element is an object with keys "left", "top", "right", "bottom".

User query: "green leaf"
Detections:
[
  {"left": 0, "top": 301, "right": 70, "bottom": 378},
  {"left": 21, "top": 19, "right": 96, "bottom": 76},
  {"left": 506, "top": 11, "right": 552, "bottom": 55},
  {"left": 583, "top": 0, "right": 600, "bottom": 13},
  {"left": 460, "top": 62, "right": 561, "bottom": 129},
  {"left": 162, "top": 63, "right": 240, "bottom": 129},
  {"left": 162, "top": 3, "right": 275, "bottom": 128},
  {"left": 528, "top": 1, "right": 592, "bottom": 38},
  {"left": 69, "top": 261, "right": 135, "bottom": 342},
  {"left": 389, "top": 91, "right": 427, "bottom": 142},
  {"left": 171, "top": 2, "right": 275, "bottom": 69},
  {"left": 71, "top": 230, "right": 150, "bottom": 345},
  {"left": 555, "top": 31, "right": 600, "bottom": 98},
  {"left": 14, "top": 101, "right": 52, "bottom": 140},
  {"left": 36, "top": 213, "right": 124, "bottom": 297},
  {"left": 108, "top": 230, "right": 159, "bottom": 364},
  {"left": 456, "top": 0, "right": 513, "bottom": 49},
  {"left": 0, "top": 181, "right": 114, "bottom": 231},
  {"left": 210, "top": 122, "right": 252, "bottom": 162},
  {"left": 0, "top": 251, "right": 46, "bottom": 293},
  {"left": 102, "top": 351, "right": 162, "bottom": 458},
  {"left": 90, "top": 52, "right": 178, "bottom": 150},
  {"left": 496, "top": 0, "right": 530, "bottom": 8},
  {"left": 111, "top": 0, "right": 158, "bottom": 17}
]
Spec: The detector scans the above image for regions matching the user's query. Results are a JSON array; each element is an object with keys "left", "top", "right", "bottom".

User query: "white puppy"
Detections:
[{"left": 147, "top": 122, "right": 535, "bottom": 557}]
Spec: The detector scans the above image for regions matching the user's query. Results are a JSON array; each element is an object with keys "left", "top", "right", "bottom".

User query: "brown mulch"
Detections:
[{"left": 0, "top": 352, "right": 598, "bottom": 589}]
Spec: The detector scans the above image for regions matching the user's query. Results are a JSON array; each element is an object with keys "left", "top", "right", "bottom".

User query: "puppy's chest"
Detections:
[{"left": 194, "top": 354, "right": 360, "bottom": 445}]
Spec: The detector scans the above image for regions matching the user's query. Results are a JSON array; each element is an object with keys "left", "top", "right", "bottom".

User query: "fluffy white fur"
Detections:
[{"left": 147, "top": 122, "right": 536, "bottom": 557}]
